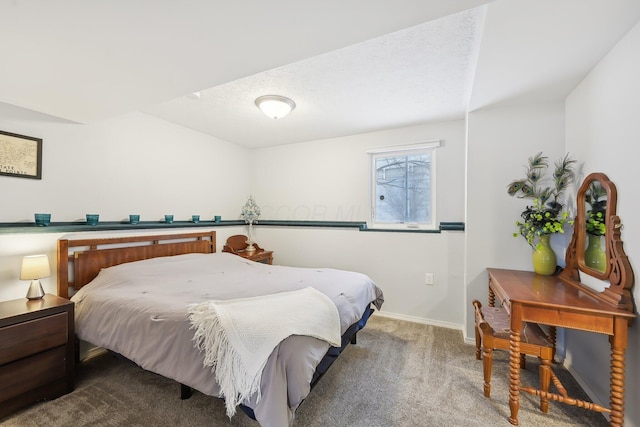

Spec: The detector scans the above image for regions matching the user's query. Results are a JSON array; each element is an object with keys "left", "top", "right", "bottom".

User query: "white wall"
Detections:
[
  {"left": 250, "top": 120, "right": 465, "bottom": 223},
  {"left": 0, "top": 105, "right": 470, "bottom": 326},
  {"left": 0, "top": 106, "right": 251, "bottom": 301},
  {"left": 0, "top": 107, "right": 249, "bottom": 222},
  {"left": 465, "top": 101, "right": 566, "bottom": 335},
  {"left": 250, "top": 120, "right": 467, "bottom": 327},
  {"left": 565, "top": 21, "right": 640, "bottom": 427}
]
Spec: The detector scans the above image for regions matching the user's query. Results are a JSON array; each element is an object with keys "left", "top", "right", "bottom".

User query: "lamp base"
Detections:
[{"left": 26, "top": 279, "right": 45, "bottom": 300}]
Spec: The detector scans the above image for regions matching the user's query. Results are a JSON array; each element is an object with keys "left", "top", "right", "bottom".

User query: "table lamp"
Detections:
[{"left": 20, "top": 254, "right": 51, "bottom": 300}]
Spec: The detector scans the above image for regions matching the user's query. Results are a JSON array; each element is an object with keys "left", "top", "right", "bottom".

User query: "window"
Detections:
[{"left": 369, "top": 142, "right": 438, "bottom": 230}]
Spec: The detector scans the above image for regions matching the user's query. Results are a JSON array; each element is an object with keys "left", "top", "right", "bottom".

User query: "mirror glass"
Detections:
[
  {"left": 576, "top": 173, "right": 616, "bottom": 280},
  {"left": 583, "top": 180, "right": 607, "bottom": 273}
]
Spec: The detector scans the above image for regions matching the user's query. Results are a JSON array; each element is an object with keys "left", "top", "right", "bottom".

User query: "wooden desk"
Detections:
[{"left": 487, "top": 268, "right": 635, "bottom": 427}]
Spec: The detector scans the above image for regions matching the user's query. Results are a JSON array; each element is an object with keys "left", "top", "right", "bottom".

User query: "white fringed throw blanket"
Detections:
[{"left": 188, "top": 287, "right": 341, "bottom": 417}]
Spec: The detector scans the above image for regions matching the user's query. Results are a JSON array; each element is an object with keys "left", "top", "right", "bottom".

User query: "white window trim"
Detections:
[
  {"left": 368, "top": 141, "right": 439, "bottom": 231},
  {"left": 366, "top": 140, "right": 441, "bottom": 154}
]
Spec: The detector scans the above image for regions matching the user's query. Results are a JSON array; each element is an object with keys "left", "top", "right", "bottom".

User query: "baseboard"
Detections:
[
  {"left": 564, "top": 362, "right": 610, "bottom": 423},
  {"left": 374, "top": 310, "right": 463, "bottom": 332}
]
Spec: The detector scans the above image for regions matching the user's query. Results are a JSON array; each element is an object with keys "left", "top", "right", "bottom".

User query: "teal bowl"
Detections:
[
  {"left": 86, "top": 214, "right": 99, "bottom": 226},
  {"left": 34, "top": 213, "right": 51, "bottom": 226}
]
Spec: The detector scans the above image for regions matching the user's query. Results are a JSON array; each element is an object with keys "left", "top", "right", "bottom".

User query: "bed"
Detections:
[{"left": 57, "top": 231, "right": 383, "bottom": 427}]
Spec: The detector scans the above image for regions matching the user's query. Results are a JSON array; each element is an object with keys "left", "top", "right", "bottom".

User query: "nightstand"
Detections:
[
  {"left": 0, "top": 294, "right": 75, "bottom": 418},
  {"left": 222, "top": 234, "right": 274, "bottom": 264},
  {"left": 238, "top": 249, "right": 274, "bottom": 265}
]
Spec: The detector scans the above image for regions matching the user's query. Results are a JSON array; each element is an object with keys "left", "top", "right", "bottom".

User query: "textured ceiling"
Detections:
[
  {"left": 0, "top": 0, "right": 487, "bottom": 126},
  {"left": 2, "top": 1, "right": 640, "bottom": 149},
  {"left": 142, "top": 8, "right": 484, "bottom": 147}
]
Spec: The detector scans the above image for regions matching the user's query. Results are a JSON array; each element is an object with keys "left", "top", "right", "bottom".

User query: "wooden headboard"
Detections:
[{"left": 57, "top": 231, "right": 216, "bottom": 299}]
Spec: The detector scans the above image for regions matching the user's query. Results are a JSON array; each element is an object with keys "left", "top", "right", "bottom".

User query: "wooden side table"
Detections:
[
  {"left": 0, "top": 294, "right": 75, "bottom": 418},
  {"left": 236, "top": 249, "right": 273, "bottom": 265},
  {"left": 222, "top": 234, "right": 273, "bottom": 264}
]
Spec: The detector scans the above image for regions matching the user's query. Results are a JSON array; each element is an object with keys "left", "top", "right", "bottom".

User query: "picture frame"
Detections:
[{"left": 0, "top": 130, "right": 43, "bottom": 179}]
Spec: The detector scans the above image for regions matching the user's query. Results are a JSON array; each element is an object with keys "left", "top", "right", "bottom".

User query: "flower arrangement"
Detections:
[
  {"left": 240, "top": 195, "right": 261, "bottom": 225},
  {"left": 585, "top": 181, "right": 606, "bottom": 236},
  {"left": 507, "top": 153, "right": 576, "bottom": 248}
]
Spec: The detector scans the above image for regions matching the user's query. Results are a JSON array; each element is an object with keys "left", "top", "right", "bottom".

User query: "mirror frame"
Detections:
[{"left": 560, "top": 172, "right": 634, "bottom": 311}]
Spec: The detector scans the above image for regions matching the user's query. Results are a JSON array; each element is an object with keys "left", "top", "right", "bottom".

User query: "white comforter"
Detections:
[{"left": 71, "top": 252, "right": 383, "bottom": 427}]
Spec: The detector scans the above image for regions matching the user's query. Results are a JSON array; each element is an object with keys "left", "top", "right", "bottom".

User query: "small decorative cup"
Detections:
[
  {"left": 164, "top": 215, "right": 174, "bottom": 224},
  {"left": 129, "top": 214, "right": 140, "bottom": 224},
  {"left": 34, "top": 213, "right": 51, "bottom": 226},
  {"left": 192, "top": 215, "right": 200, "bottom": 223},
  {"left": 86, "top": 214, "right": 99, "bottom": 225},
  {"left": 214, "top": 215, "right": 221, "bottom": 223}
]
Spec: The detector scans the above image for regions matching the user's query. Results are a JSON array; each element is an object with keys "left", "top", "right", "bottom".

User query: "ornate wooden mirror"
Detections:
[{"left": 560, "top": 172, "right": 634, "bottom": 312}]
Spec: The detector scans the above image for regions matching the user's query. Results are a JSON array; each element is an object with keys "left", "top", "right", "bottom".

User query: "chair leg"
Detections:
[
  {"left": 475, "top": 326, "right": 482, "bottom": 360},
  {"left": 482, "top": 346, "right": 493, "bottom": 398},
  {"left": 539, "top": 357, "right": 552, "bottom": 413}
]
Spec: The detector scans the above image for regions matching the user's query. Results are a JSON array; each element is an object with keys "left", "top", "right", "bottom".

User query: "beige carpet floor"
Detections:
[{"left": 1, "top": 314, "right": 609, "bottom": 426}]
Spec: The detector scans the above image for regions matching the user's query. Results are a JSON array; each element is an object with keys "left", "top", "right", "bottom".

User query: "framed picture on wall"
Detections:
[{"left": 0, "top": 130, "right": 43, "bottom": 179}]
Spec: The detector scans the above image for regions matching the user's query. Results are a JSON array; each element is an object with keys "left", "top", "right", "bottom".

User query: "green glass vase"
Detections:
[
  {"left": 585, "top": 234, "right": 606, "bottom": 273},
  {"left": 532, "top": 234, "right": 557, "bottom": 276}
]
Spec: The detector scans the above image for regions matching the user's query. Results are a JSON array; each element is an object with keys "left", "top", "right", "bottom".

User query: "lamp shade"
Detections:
[
  {"left": 255, "top": 95, "right": 296, "bottom": 119},
  {"left": 20, "top": 254, "right": 51, "bottom": 280}
]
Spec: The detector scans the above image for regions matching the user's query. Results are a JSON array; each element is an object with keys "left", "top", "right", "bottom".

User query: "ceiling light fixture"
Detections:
[{"left": 255, "top": 95, "right": 296, "bottom": 119}]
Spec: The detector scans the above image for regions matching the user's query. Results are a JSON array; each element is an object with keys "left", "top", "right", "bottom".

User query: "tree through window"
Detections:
[{"left": 370, "top": 144, "right": 437, "bottom": 229}]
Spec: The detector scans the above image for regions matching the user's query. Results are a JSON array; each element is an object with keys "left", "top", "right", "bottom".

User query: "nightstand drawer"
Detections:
[
  {"left": 0, "top": 346, "right": 66, "bottom": 402},
  {"left": 0, "top": 312, "right": 68, "bottom": 366}
]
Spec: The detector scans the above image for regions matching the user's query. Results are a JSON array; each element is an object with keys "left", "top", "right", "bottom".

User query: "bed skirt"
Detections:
[{"left": 239, "top": 304, "right": 375, "bottom": 420}]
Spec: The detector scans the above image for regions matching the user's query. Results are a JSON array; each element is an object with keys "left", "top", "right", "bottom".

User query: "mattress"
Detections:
[{"left": 71, "top": 252, "right": 383, "bottom": 427}]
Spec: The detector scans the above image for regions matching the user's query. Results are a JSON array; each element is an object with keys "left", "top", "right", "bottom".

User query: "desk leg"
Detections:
[
  {"left": 609, "top": 318, "right": 629, "bottom": 427},
  {"left": 508, "top": 304, "right": 523, "bottom": 426}
]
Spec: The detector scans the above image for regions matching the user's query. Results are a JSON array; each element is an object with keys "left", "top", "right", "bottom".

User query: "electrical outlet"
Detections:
[{"left": 425, "top": 273, "right": 434, "bottom": 285}]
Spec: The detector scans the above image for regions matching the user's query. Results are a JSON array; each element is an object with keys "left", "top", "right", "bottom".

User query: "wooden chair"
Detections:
[
  {"left": 222, "top": 234, "right": 264, "bottom": 254},
  {"left": 472, "top": 299, "right": 554, "bottom": 413}
]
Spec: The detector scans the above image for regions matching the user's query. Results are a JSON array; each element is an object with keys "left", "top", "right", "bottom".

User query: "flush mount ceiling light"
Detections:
[{"left": 255, "top": 95, "right": 296, "bottom": 119}]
